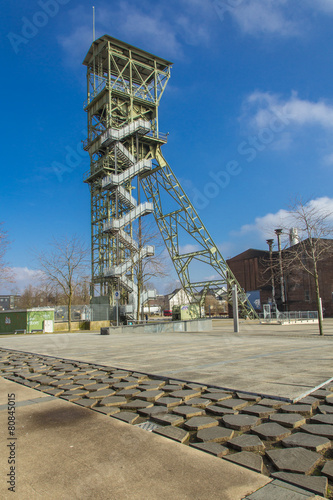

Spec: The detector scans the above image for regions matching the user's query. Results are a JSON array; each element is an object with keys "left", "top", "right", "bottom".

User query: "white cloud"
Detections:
[
  {"left": 228, "top": 0, "right": 299, "bottom": 37},
  {"left": 312, "top": 0, "right": 333, "bottom": 13},
  {"left": 323, "top": 152, "right": 333, "bottom": 166},
  {"left": 59, "top": 0, "right": 333, "bottom": 62},
  {"left": 58, "top": 1, "right": 214, "bottom": 63},
  {"left": 234, "top": 208, "right": 293, "bottom": 240},
  {"left": 179, "top": 244, "right": 201, "bottom": 254},
  {"left": 239, "top": 91, "right": 333, "bottom": 159},
  {"left": 58, "top": 25, "right": 92, "bottom": 64},
  {"left": 214, "top": 0, "right": 333, "bottom": 38},
  {"left": 203, "top": 273, "right": 220, "bottom": 281},
  {"left": 7, "top": 267, "right": 43, "bottom": 294},
  {"left": 118, "top": 8, "right": 181, "bottom": 57},
  {"left": 244, "top": 91, "right": 333, "bottom": 130},
  {"left": 231, "top": 197, "right": 333, "bottom": 250}
]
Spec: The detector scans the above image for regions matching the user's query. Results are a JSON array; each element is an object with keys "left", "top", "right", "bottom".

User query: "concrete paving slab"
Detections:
[
  {"left": 1, "top": 319, "right": 333, "bottom": 400},
  {"left": 0, "top": 378, "right": 270, "bottom": 500},
  {"left": 0, "top": 377, "right": 51, "bottom": 405},
  {"left": 271, "top": 473, "right": 328, "bottom": 497},
  {"left": 245, "top": 479, "right": 322, "bottom": 499}
]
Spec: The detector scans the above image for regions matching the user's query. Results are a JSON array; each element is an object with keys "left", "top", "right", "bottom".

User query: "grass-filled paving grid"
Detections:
[{"left": 1, "top": 348, "right": 333, "bottom": 498}]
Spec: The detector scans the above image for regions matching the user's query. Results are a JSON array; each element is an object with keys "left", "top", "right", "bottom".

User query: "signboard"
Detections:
[
  {"left": 114, "top": 291, "right": 120, "bottom": 301},
  {"left": 246, "top": 290, "right": 261, "bottom": 311}
]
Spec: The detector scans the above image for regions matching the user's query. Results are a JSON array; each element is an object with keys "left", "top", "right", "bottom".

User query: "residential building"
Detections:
[{"left": 0, "top": 295, "right": 21, "bottom": 311}]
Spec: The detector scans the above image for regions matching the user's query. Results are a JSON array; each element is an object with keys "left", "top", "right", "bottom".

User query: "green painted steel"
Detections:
[
  {"left": 83, "top": 35, "right": 258, "bottom": 320},
  {"left": 83, "top": 35, "right": 171, "bottom": 306}
]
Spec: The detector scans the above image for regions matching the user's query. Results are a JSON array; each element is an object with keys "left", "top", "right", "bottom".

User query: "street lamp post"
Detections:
[
  {"left": 275, "top": 229, "right": 286, "bottom": 310},
  {"left": 266, "top": 239, "right": 276, "bottom": 308}
]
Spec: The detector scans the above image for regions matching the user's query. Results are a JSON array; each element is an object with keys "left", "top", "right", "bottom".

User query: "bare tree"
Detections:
[
  {"left": 36, "top": 235, "right": 89, "bottom": 331},
  {"left": 0, "top": 222, "right": 13, "bottom": 286},
  {"left": 265, "top": 198, "right": 333, "bottom": 335}
]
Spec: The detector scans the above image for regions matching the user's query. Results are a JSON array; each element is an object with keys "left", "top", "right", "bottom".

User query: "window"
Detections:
[{"left": 305, "top": 290, "right": 310, "bottom": 302}]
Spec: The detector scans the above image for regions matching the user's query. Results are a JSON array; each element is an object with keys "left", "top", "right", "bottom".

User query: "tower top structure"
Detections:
[{"left": 83, "top": 35, "right": 172, "bottom": 71}]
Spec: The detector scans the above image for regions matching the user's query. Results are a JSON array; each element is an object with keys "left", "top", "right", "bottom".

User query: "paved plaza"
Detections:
[
  {"left": 0, "top": 319, "right": 332, "bottom": 499},
  {"left": 1, "top": 320, "right": 333, "bottom": 400}
]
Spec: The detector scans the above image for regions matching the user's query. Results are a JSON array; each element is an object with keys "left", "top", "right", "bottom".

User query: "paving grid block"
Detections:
[
  {"left": 271, "top": 473, "right": 328, "bottom": 498},
  {"left": 224, "top": 451, "right": 264, "bottom": 474},
  {"left": 1, "top": 346, "right": 333, "bottom": 498},
  {"left": 281, "top": 432, "right": 332, "bottom": 452},
  {"left": 153, "top": 425, "right": 190, "bottom": 443},
  {"left": 251, "top": 422, "right": 292, "bottom": 442},
  {"left": 266, "top": 447, "right": 322, "bottom": 475},
  {"left": 228, "top": 434, "right": 265, "bottom": 452},
  {"left": 196, "top": 426, "right": 235, "bottom": 443}
]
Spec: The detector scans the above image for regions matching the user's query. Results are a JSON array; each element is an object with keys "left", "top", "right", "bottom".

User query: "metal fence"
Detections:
[
  {"left": 54, "top": 305, "right": 112, "bottom": 323},
  {"left": 259, "top": 311, "right": 318, "bottom": 323}
]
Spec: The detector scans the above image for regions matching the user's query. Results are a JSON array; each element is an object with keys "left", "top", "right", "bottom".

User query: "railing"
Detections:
[
  {"left": 103, "top": 202, "right": 154, "bottom": 233},
  {"left": 259, "top": 311, "right": 318, "bottom": 323},
  {"left": 83, "top": 80, "right": 107, "bottom": 108},
  {"left": 146, "top": 130, "right": 168, "bottom": 142},
  {"left": 83, "top": 79, "right": 157, "bottom": 108},
  {"left": 83, "top": 170, "right": 91, "bottom": 182},
  {"left": 102, "top": 160, "right": 152, "bottom": 188},
  {"left": 104, "top": 246, "right": 155, "bottom": 278},
  {"left": 116, "top": 186, "right": 137, "bottom": 209},
  {"left": 117, "top": 229, "right": 139, "bottom": 252},
  {"left": 83, "top": 164, "right": 107, "bottom": 182},
  {"left": 115, "top": 142, "right": 136, "bottom": 165},
  {"left": 101, "top": 119, "right": 151, "bottom": 145},
  {"left": 142, "top": 289, "right": 157, "bottom": 303},
  {"left": 83, "top": 126, "right": 168, "bottom": 152}
]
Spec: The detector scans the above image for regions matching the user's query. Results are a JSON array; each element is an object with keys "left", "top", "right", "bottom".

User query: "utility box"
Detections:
[
  {"left": 172, "top": 303, "right": 201, "bottom": 321},
  {"left": 0, "top": 308, "right": 54, "bottom": 334}
]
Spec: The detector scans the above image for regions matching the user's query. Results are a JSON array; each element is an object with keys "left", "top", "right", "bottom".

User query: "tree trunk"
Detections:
[
  {"left": 314, "top": 269, "right": 323, "bottom": 336},
  {"left": 137, "top": 277, "right": 141, "bottom": 322},
  {"left": 68, "top": 293, "right": 72, "bottom": 332}
]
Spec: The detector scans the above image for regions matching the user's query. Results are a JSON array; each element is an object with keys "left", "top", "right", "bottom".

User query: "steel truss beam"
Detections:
[
  {"left": 83, "top": 35, "right": 257, "bottom": 319},
  {"left": 141, "top": 150, "right": 258, "bottom": 318}
]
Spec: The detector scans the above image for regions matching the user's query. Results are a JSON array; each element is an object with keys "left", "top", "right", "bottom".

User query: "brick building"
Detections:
[{"left": 227, "top": 239, "right": 333, "bottom": 316}]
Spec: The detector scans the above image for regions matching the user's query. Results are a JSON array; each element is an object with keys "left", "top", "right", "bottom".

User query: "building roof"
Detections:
[
  {"left": 168, "top": 288, "right": 182, "bottom": 299},
  {"left": 0, "top": 307, "right": 54, "bottom": 314},
  {"left": 83, "top": 35, "right": 173, "bottom": 69},
  {"left": 227, "top": 238, "right": 333, "bottom": 262},
  {"left": 227, "top": 248, "right": 269, "bottom": 262}
]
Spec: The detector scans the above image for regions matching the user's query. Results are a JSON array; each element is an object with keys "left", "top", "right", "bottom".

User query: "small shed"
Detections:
[{"left": 0, "top": 308, "right": 54, "bottom": 334}]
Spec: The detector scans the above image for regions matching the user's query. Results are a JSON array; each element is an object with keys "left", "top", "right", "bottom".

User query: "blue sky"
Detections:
[{"left": 2, "top": 0, "right": 333, "bottom": 293}]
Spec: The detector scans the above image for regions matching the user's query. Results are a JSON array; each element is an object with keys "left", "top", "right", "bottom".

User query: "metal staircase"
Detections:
[
  {"left": 83, "top": 35, "right": 258, "bottom": 322},
  {"left": 104, "top": 246, "right": 155, "bottom": 278},
  {"left": 101, "top": 119, "right": 151, "bottom": 147},
  {"left": 102, "top": 160, "right": 152, "bottom": 188},
  {"left": 103, "top": 203, "right": 154, "bottom": 233},
  {"left": 101, "top": 126, "right": 157, "bottom": 316}
]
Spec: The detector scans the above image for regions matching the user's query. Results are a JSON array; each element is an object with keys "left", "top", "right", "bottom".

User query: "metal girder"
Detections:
[
  {"left": 140, "top": 149, "right": 258, "bottom": 319},
  {"left": 83, "top": 36, "right": 171, "bottom": 304},
  {"left": 83, "top": 35, "right": 258, "bottom": 319}
]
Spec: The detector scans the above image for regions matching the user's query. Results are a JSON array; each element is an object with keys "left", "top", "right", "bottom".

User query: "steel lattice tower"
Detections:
[{"left": 83, "top": 35, "right": 257, "bottom": 319}]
